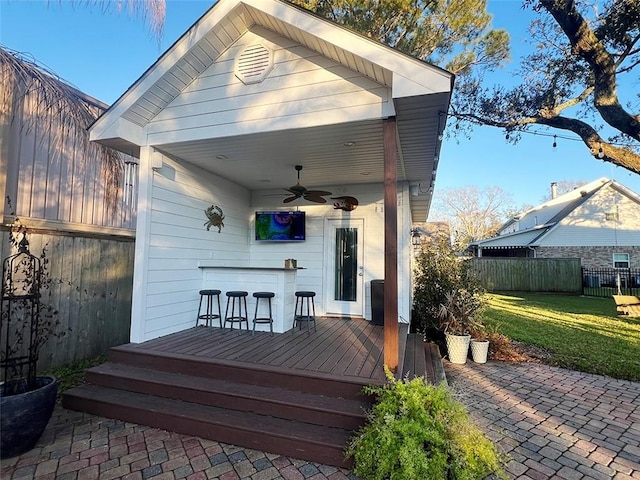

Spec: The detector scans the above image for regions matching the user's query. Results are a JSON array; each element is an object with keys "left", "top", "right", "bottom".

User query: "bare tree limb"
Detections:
[{"left": 540, "top": 0, "right": 640, "bottom": 140}]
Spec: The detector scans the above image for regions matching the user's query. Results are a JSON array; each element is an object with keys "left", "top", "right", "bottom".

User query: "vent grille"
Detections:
[{"left": 235, "top": 44, "right": 273, "bottom": 84}]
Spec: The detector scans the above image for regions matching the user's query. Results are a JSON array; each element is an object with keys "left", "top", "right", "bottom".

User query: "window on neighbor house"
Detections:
[{"left": 613, "top": 253, "right": 630, "bottom": 269}]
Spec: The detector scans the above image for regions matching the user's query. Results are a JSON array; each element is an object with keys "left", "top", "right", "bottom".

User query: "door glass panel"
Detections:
[{"left": 334, "top": 228, "right": 357, "bottom": 302}]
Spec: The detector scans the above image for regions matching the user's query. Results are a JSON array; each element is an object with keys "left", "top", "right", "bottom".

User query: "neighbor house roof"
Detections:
[{"left": 471, "top": 177, "right": 640, "bottom": 249}]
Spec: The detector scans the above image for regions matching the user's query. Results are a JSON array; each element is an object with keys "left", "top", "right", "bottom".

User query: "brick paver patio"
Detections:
[
  {"left": 1, "top": 360, "right": 638, "bottom": 479},
  {"left": 0, "top": 407, "right": 357, "bottom": 480},
  {"left": 446, "top": 361, "right": 640, "bottom": 480}
]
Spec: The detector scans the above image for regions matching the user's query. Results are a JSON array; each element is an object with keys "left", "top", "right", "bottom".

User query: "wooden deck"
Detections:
[
  {"left": 63, "top": 318, "right": 441, "bottom": 468},
  {"left": 132, "top": 317, "right": 388, "bottom": 383}
]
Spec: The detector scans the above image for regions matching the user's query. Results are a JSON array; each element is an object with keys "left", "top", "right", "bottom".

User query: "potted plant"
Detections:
[
  {"left": 1, "top": 231, "right": 62, "bottom": 459},
  {"left": 437, "top": 289, "right": 484, "bottom": 364},
  {"left": 469, "top": 325, "right": 490, "bottom": 364}
]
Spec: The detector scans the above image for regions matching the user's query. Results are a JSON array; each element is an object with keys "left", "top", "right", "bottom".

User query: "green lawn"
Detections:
[{"left": 484, "top": 293, "right": 640, "bottom": 382}]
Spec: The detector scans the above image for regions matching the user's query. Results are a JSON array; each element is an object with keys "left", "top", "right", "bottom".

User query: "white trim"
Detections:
[
  {"left": 241, "top": 0, "right": 452, "bottom": 95},
  {"left": 130, "top": 146, "right": 154, "bottom": 343},
  {"left": 323, "top": 217, "right": 365, "bottom": 317},
  {"left": 90, "top": 0, "right": 452, "bottom": 145},
  {"left": 613, "top": 252, "right": 630, "bottom": 269}
]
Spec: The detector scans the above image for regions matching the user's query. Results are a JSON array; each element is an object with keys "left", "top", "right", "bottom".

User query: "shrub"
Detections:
[
  {"left": 412, "top": 238, "right": 484, "bottom": 336},
  {"left": 437, "top": 289, "right": 486, "bottom": 336},
  {"left": 346, "top": 367, "right": 506, "bottom": 480}
]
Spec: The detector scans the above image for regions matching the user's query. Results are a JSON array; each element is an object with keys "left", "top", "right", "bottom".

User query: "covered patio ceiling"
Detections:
[{"left": 153, "top": 94, "right": 447, "bottom": 221}]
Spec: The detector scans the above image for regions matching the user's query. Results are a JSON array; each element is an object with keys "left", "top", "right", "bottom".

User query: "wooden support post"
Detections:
[{"left": 383, "top": 117, "right": 398, "bottom": 373}]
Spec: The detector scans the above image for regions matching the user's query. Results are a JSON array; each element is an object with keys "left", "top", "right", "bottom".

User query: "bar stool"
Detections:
[
  {"left": 252, "top": 292, "right": 275, "bottom": 336},
  {"left": 293, "top": 291, "right": 316, "bottom": 334},
  {"left": 196, "top": 289, "right": 222, "bottom": 327},
  {"left": 224, "top": 291, "right": 249, "bottom": 331}
]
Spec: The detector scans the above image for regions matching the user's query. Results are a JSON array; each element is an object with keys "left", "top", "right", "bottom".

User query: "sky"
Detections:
[{"left": 1, "top": 0, "right": 638, "bottom": 213}]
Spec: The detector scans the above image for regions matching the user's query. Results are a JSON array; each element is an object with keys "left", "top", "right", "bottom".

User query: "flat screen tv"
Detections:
[{"left": 255, "top": 211, "right": 305, "bottom": 241}]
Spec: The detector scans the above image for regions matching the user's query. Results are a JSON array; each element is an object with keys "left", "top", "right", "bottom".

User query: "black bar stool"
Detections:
[
  {"left": 252, "top": 292, "right": 275, "bottom": 336},
  {"left": 293, "top": 291, "right": 316, "bottom": 334},
  {"left": 196, "top": 289, "right": 222, "bottom": 327},
  {"left": 224, "top": 291, "right": 249, "bottom": 331}
]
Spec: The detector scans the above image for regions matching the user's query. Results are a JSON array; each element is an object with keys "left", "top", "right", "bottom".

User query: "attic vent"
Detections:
[
  {"left": 606, "top": 211, "right": 619, "bottom": 221},
  {"left": 235, "top": 44, "right": 273, "bottom": 84}
]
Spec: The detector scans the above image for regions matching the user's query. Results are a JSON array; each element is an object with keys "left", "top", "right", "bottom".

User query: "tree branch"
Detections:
[
  {"left": 539, "top": 0, "right": 640, "bottom": 140},
  {"left": 549, "top": 86, "right": 594, "bottom": 115},
  {"left": 452, "top": 108, "right": 640, "bottom": 174}
]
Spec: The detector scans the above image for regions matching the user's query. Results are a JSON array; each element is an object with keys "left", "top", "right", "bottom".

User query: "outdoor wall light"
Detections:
[{"left": 411, "top": 228, "right": 421, "bottom": 247}]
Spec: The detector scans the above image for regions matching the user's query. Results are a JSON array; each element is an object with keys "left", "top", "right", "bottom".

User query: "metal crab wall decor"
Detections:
[{"left": 204, "top": 205, "right": 225, "bottom": 233}]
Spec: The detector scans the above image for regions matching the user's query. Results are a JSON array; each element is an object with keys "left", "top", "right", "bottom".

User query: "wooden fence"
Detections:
[
  {"left": 0, "top": 229, "right": 134, "bottom": 371},
  {"left": 469, "top": 258, "right": 583, "bottom": 293}
]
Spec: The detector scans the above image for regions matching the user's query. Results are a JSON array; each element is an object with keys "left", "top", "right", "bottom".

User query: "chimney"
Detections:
[{"left": 551, "top": 182, "right": 558, "bottom": 199}]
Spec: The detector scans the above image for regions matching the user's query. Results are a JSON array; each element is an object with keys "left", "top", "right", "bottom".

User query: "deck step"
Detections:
[
  {"left": 108, "top": 344, "right": 377, "bottom": 399},
  {"left": 63, "top": 384, "right": 353, "bottom": 469},
  {"left": 428, "top": 342, "right": 447, "bottom": 386},
  {"left": 402, "top": 333, "right": 428, "bottom": 380},
  {"left": 85, "top": 363, "right": 369, "bottom": 430}
]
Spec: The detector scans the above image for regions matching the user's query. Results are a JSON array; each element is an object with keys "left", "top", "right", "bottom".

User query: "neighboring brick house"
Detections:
[{"left": 469, "top": 178, "right": 640, "bottom": 270}]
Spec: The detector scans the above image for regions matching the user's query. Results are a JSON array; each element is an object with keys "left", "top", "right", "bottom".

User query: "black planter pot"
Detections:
[{"left": 0, "top": 376, "right": 58, "bottom": 459}]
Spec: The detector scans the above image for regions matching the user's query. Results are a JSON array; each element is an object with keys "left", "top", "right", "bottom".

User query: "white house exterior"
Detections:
[
  {"left": 471, "top": 178, "right": 640, "bottom": 269},
  {"left": 89, "top": 0, "right": 453, "bottom": 361}
]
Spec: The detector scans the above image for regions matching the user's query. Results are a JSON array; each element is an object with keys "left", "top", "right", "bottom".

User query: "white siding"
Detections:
[
  {"left": 134, "top": 159, "right": 412, "bottom": 341},
  {"left": 539, "top": 187, "right": 640, "bottom": 247},
  {"left": 139, "top": 153, "right": 251, "bottom": 340},
  {"left": 249, "top": 182, "right": 411, "bottom": 323},
  {"left": 146, "top": 27, "right": 392, "bottom": 145}
]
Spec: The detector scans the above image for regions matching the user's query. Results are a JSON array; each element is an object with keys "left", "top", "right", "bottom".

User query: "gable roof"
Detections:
[
  {"left": 92, "top": 0, "right": 452, "bottom": 137},
  {"left": 88, "top": 0, "right": 454, "bottom": 222},
  {"left": 472, "top": 177, "right": 640, "bottom": 249}
]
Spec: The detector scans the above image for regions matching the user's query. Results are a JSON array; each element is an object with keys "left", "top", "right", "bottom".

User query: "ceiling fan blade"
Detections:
[
  {"left": 305, "top": 189, "right": 332, "bottom": 197},
  {"left": 286, "top": 186, "right": 306, "bottom": 195},
  {"left": 304, "top": 194, "right": 328, "bottom": 204},
  {"left": 283, "top": 195, "right": 300, "bottom": 203}
]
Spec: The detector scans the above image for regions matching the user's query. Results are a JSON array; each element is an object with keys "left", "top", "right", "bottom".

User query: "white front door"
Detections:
[{"left": 325, "top": 218, "right": 364, "bottom": 317}]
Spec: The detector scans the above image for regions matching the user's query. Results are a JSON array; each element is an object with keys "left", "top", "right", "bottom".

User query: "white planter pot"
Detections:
[
  {"left": 445, "top": 333, "right": 471, "bottom": 364},
  {"left": 470, "top": 339, "right": 489, "bottom": 364}
]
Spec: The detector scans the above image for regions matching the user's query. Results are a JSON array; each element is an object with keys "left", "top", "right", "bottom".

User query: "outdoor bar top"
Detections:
[{"left": 198, "top": 263, "right": 298, "bottom": 333}]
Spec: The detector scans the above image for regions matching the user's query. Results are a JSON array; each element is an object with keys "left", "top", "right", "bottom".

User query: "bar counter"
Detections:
[{"left": 198, "top": 264, "right": 298, "bottom": 333}]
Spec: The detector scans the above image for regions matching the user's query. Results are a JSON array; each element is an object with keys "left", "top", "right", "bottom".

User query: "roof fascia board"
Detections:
[
  {"left": 89, "top": 117, "right": 145, "bottom": 147},
  {"left": 611, "top": 180, "right": 640, "bottom": 204},
  {"left": 472, "top": 224, "right": 554, "bottom": 246},
  {"left": 91, "top": 0, "right": 246, "bottom": 141},
  {"left": 244, "top": 0, "right": 452, "bottom": 96},
  {"left": 92, "top": 0, "right": 452, "bottom": 144}
]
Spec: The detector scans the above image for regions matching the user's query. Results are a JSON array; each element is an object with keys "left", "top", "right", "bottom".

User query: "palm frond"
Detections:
[
  {"left": 0, "top": 46, "right": 123, "bottom": 217},
  {"left": 50, "top": 0, "right": 166, "bottom": 41}
]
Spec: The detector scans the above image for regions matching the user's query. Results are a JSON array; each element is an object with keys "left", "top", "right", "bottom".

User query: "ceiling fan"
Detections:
[{"left": 283, "top": 165, "right": 332, "bottom": 204}]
